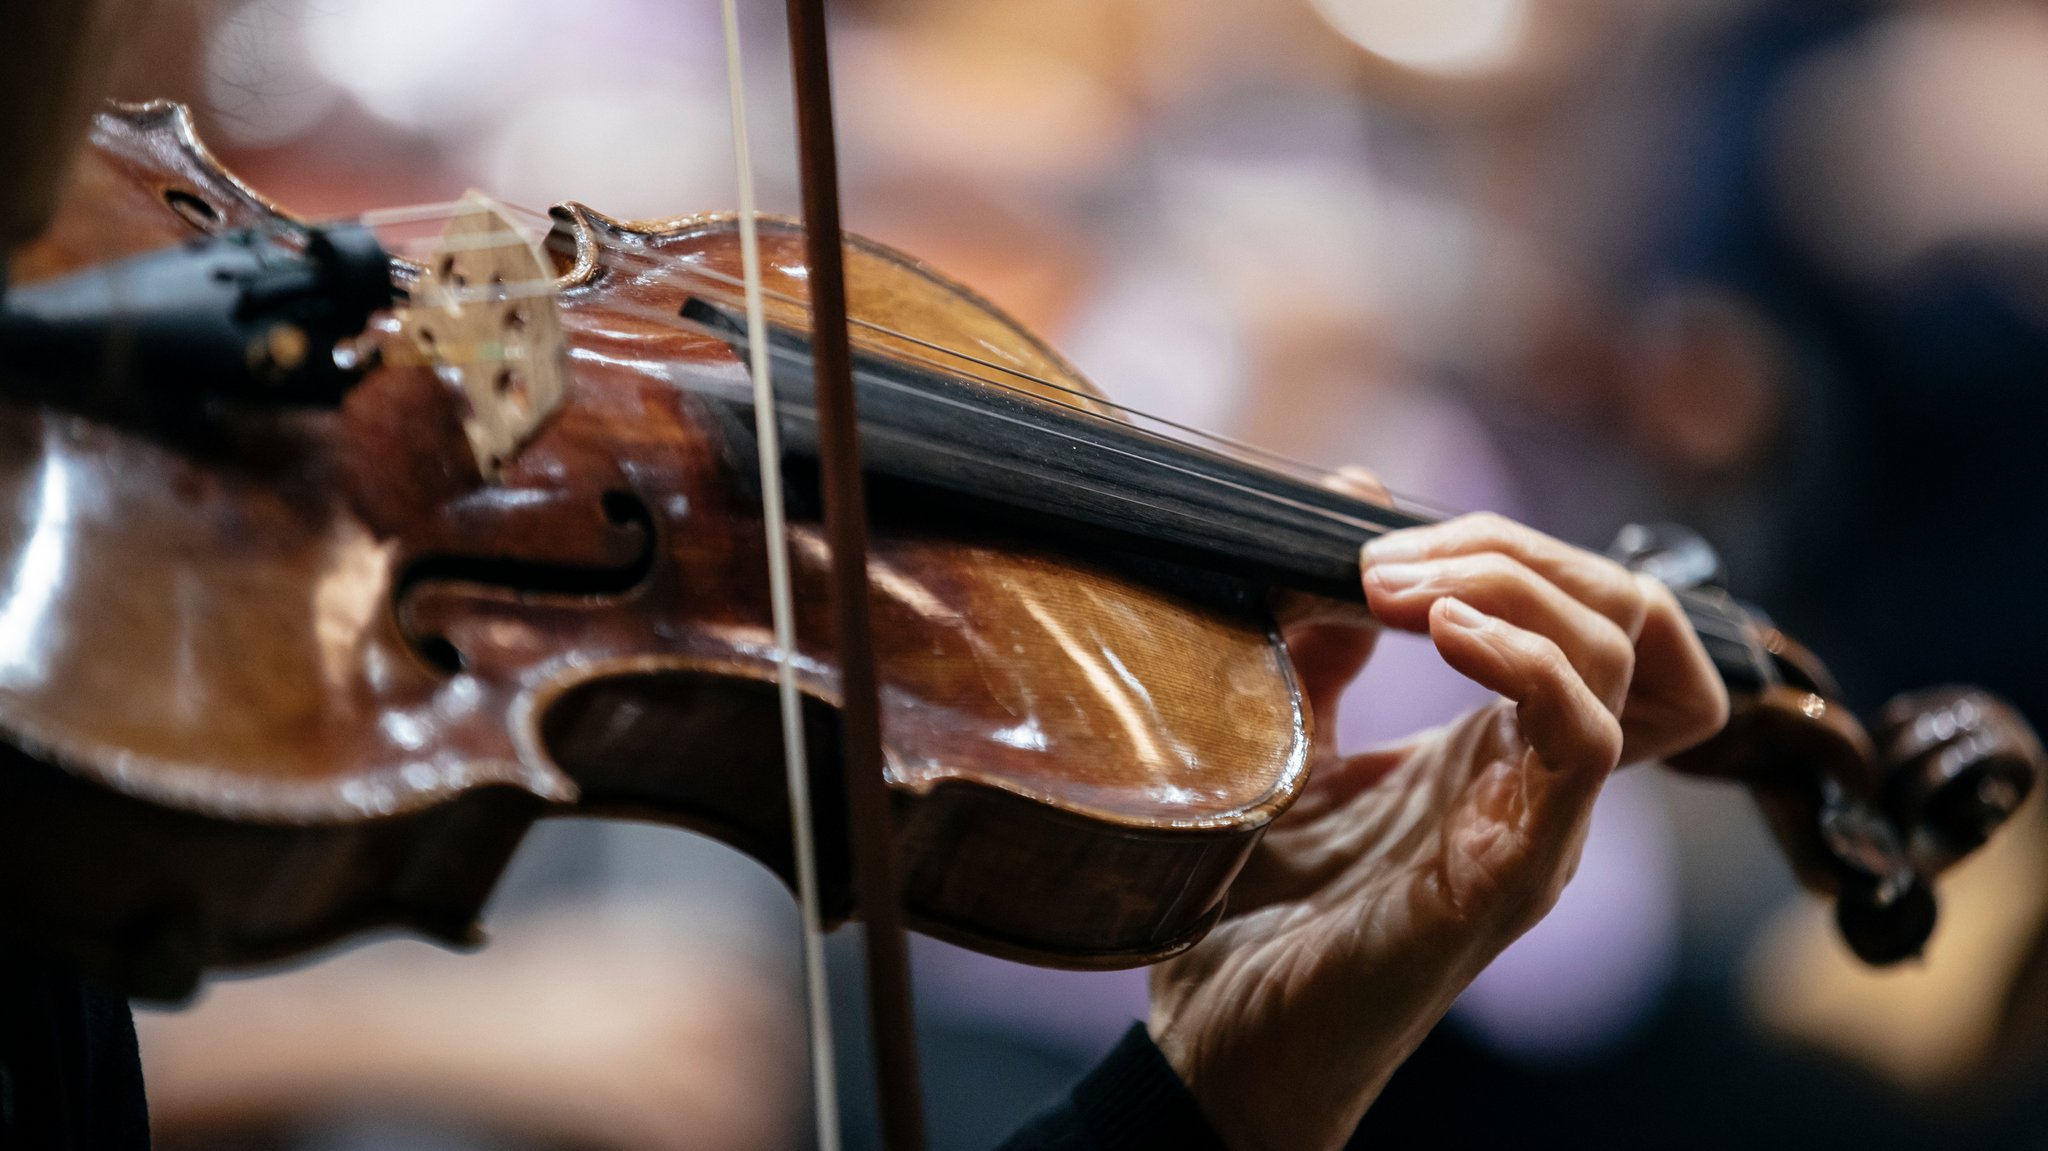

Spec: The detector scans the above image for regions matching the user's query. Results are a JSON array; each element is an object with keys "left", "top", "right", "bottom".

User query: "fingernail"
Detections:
[
  {"left": 1366, "top": 562, "right": 1428, "bottom": 591},
  {"left": 1438, "top": 596, "right": 1488, "bottom": 630},
  {"left": 1362, "top": 532, "right": 1426, "bottom": 563}
]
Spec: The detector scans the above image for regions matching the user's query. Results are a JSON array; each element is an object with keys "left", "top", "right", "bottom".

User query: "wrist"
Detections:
[{"left": 1151, "top": 995, "right": 1429, "bottom": 1151}]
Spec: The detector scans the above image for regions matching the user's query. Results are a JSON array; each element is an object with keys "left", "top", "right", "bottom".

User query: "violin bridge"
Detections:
[{"left": 393, "top": 192, "right": 567, "bottom": 480}]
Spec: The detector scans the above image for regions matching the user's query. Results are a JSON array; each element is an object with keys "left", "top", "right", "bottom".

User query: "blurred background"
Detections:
[{"left": 96, "top": 0, "right": 2048, "bottom": 1147}]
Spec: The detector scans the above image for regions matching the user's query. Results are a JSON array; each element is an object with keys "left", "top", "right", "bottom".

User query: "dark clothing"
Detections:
[
  {"left": 0, "top": 942, "right": 149, "bottom": 1151},
  {"left": 0, "top": 273, "right": 150, "bottom": 1151},
  {"left": 999, "top": 1024, "right": 1226, "bottom": 1151},
  {"left": 0, "top": 272, "right": 140, "bottom": 1151}
]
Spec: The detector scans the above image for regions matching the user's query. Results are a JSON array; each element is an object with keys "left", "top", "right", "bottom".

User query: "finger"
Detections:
[
  {"left": 1428, "top": 596, "right": 1624, "bottom": 790},
  {"left": 1363, "top": 552, "right": 1637, "bottom": 710},
  {"left": 1621, "top": 573, "right": 1731, "bottom": 758},
  {"left": 1365, "top": 512, "right": 1648, "bottom": 639},
  {"left": 1284, "top": 621, "right": 1379, "bottom": 736}
]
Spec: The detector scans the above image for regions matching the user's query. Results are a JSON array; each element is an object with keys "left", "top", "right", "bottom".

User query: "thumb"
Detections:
[{"left": 1284, "top": 619, "right": 1379, "bottom": 735}]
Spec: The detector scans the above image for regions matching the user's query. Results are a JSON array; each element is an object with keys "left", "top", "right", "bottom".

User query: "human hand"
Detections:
[{"left": 1148, "top": 498, "right": 1727, "bottom": 1151}]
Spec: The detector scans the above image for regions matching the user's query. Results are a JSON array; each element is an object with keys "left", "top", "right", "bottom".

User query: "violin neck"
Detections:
[
  {"left": 691, "top": 300, "right": 1429, "bottom": 588},
  {"left": 689, "top": 301, "right": 1776, "bottom": 698}
]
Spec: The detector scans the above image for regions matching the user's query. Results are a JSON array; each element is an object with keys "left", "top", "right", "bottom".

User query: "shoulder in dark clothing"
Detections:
[{"left": 0, "top": 939, "right": 150, "bottom": 1151}]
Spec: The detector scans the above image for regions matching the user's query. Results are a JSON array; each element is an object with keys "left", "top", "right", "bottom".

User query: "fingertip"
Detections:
[
  {"left": 1424, "top": 596, "right": 1484, "bottom": 652},
  {"left": 1434, "top": 595, "right": 1489, "bottom": 632},
  {"left": 1356, "top": 563, "right": 1429, "bottom": 632},
  {"left": 1361, "top": 529, "right": 1427, "bottom": 566},
  {"left": 1426, "top": 596, "right": 1507, "bottom": 687},
  {"left": 1427, "top": 596, "right": 1626, "bottom": 797}
]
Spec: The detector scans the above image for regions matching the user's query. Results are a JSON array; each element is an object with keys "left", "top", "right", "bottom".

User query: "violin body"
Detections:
[
  {"left": 0, "top": 103, "right": 1306, "bottom": 996},
  {"left": 6, "top": 101, "right": 2040, "bottom": 995}
]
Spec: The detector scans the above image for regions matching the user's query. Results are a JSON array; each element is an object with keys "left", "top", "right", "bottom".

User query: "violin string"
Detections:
[
  {"left": 380, "top": 200, "right": 1409, "bottom": 497},
  {"left": 714, "top": 3, "right": 842, "bottom": 1147},
  {"left": 577, "top": 294, "right": 1466, "bottom": 538},
  {"left": 651, "top": 315, "right": 1774, "bottom": 646},
  {"left": 376, "top": 226, "right": 1759, "bottom": 646},
  {"left": 412, "top": 237, "right": 1476, "bottom": 527},
  {"left": 592, "top": 246, "right": 1465, "bottom": 509},
  {"left": 403, "top": 263, "right": 1432, "bottom": 539},
  {"left": 365, "top": 215, "right": 1758, "bottom": 645},
  {"left": 356, "top": 200, "right": 529, "bottom": 228},
  {"left": 422, "top": 229, "right": 1348, "bottom": 483},
  {"left": 588, "top": 304, "right": 1763, "bottom": 646},
  {"left": 349, "top": 198, "right": 1366, "bottom": 482},
  {"left": 383, "top": 313, "right": 1759, "bottom": 645},
  {"left": 395, "top": 236, "right": 1438, "bottom": 518},
  {"left": 350, "top": 204, "right": 1461, "bottom": 516},
  {"left": 640, "top": 265, "right": 1460, "bottom": 521},
  {"left": 379, "top": 273, "right": 1757, "bottom": 644}
]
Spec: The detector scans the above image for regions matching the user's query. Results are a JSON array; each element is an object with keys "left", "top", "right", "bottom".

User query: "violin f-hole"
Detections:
[
  {"left": 160, "top": 187, "right": 218, "bottom": 232},
  {"left": 394, "top": 487, "right": 660, "bottom": 674}
]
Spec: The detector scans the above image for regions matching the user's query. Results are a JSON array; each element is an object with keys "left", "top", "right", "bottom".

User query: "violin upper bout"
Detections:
[
  {"left": 97, "top": 101, "right": 302, "bottom": 235},
  {"left": 539, "top": 202, "right": 1118, "bottom": 416}
]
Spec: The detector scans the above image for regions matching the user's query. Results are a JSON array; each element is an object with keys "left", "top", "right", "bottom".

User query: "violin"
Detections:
[{"left": 0, "top": 94, "right": 2038, "bottom": 1083}]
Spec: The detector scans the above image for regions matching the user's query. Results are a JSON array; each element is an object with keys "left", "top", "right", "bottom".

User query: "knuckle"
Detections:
[
  {"left": 1540, "top": 699, "right": 1625, "bottom": 775},
  {"left": 1595, "top": 620, "right": 1637, "bottom": 680},
  {"left": 1456, "top": 511, "right": 1519, "bottom": 550},
  {"left": 1589, "top": 710, "right": 1626, "bottom": 766},
  {"left": 1632, "top": 572, "right": 1679, "bottom": 632},
  {"left": 1441, "top": 552, "right": 1540, "bottom": 606},
  {"left": 1600, "top": 561, "right": 1651, "bottom": 633},
  {"left": 1519, "top": 858, "right": 1582, "bottom": 928},
  {"left": 1462, "top": 552, "right": 1532, "bottom": 595},
  {"left": 1521, "top": 633, "right": 1577, "bottom": 692},
  {"left": 1524, "top": 882, "right": 1567, "bottom": 928},
  {"left": 1467, "top": 511, "right": 1515, "bottom": 533},
  {"left": 1688, "top": 681, "right": 1732, "bottom": 746}
]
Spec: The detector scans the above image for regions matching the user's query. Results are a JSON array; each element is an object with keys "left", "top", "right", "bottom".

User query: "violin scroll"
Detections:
[
  {"left": 1673, "top": 667, "right": 2041, "bottom": 965},
  {"left": 1622, "top": 524, "right": 2045, "bottom": 964},
  {"left": 1878, "top": 688, "right": 2040, "bottom": 880}
]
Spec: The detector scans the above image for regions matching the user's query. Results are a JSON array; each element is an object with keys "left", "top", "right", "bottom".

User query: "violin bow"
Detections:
[{"left": 719, "top": 1, "right": 929, "bottom": 1147}]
